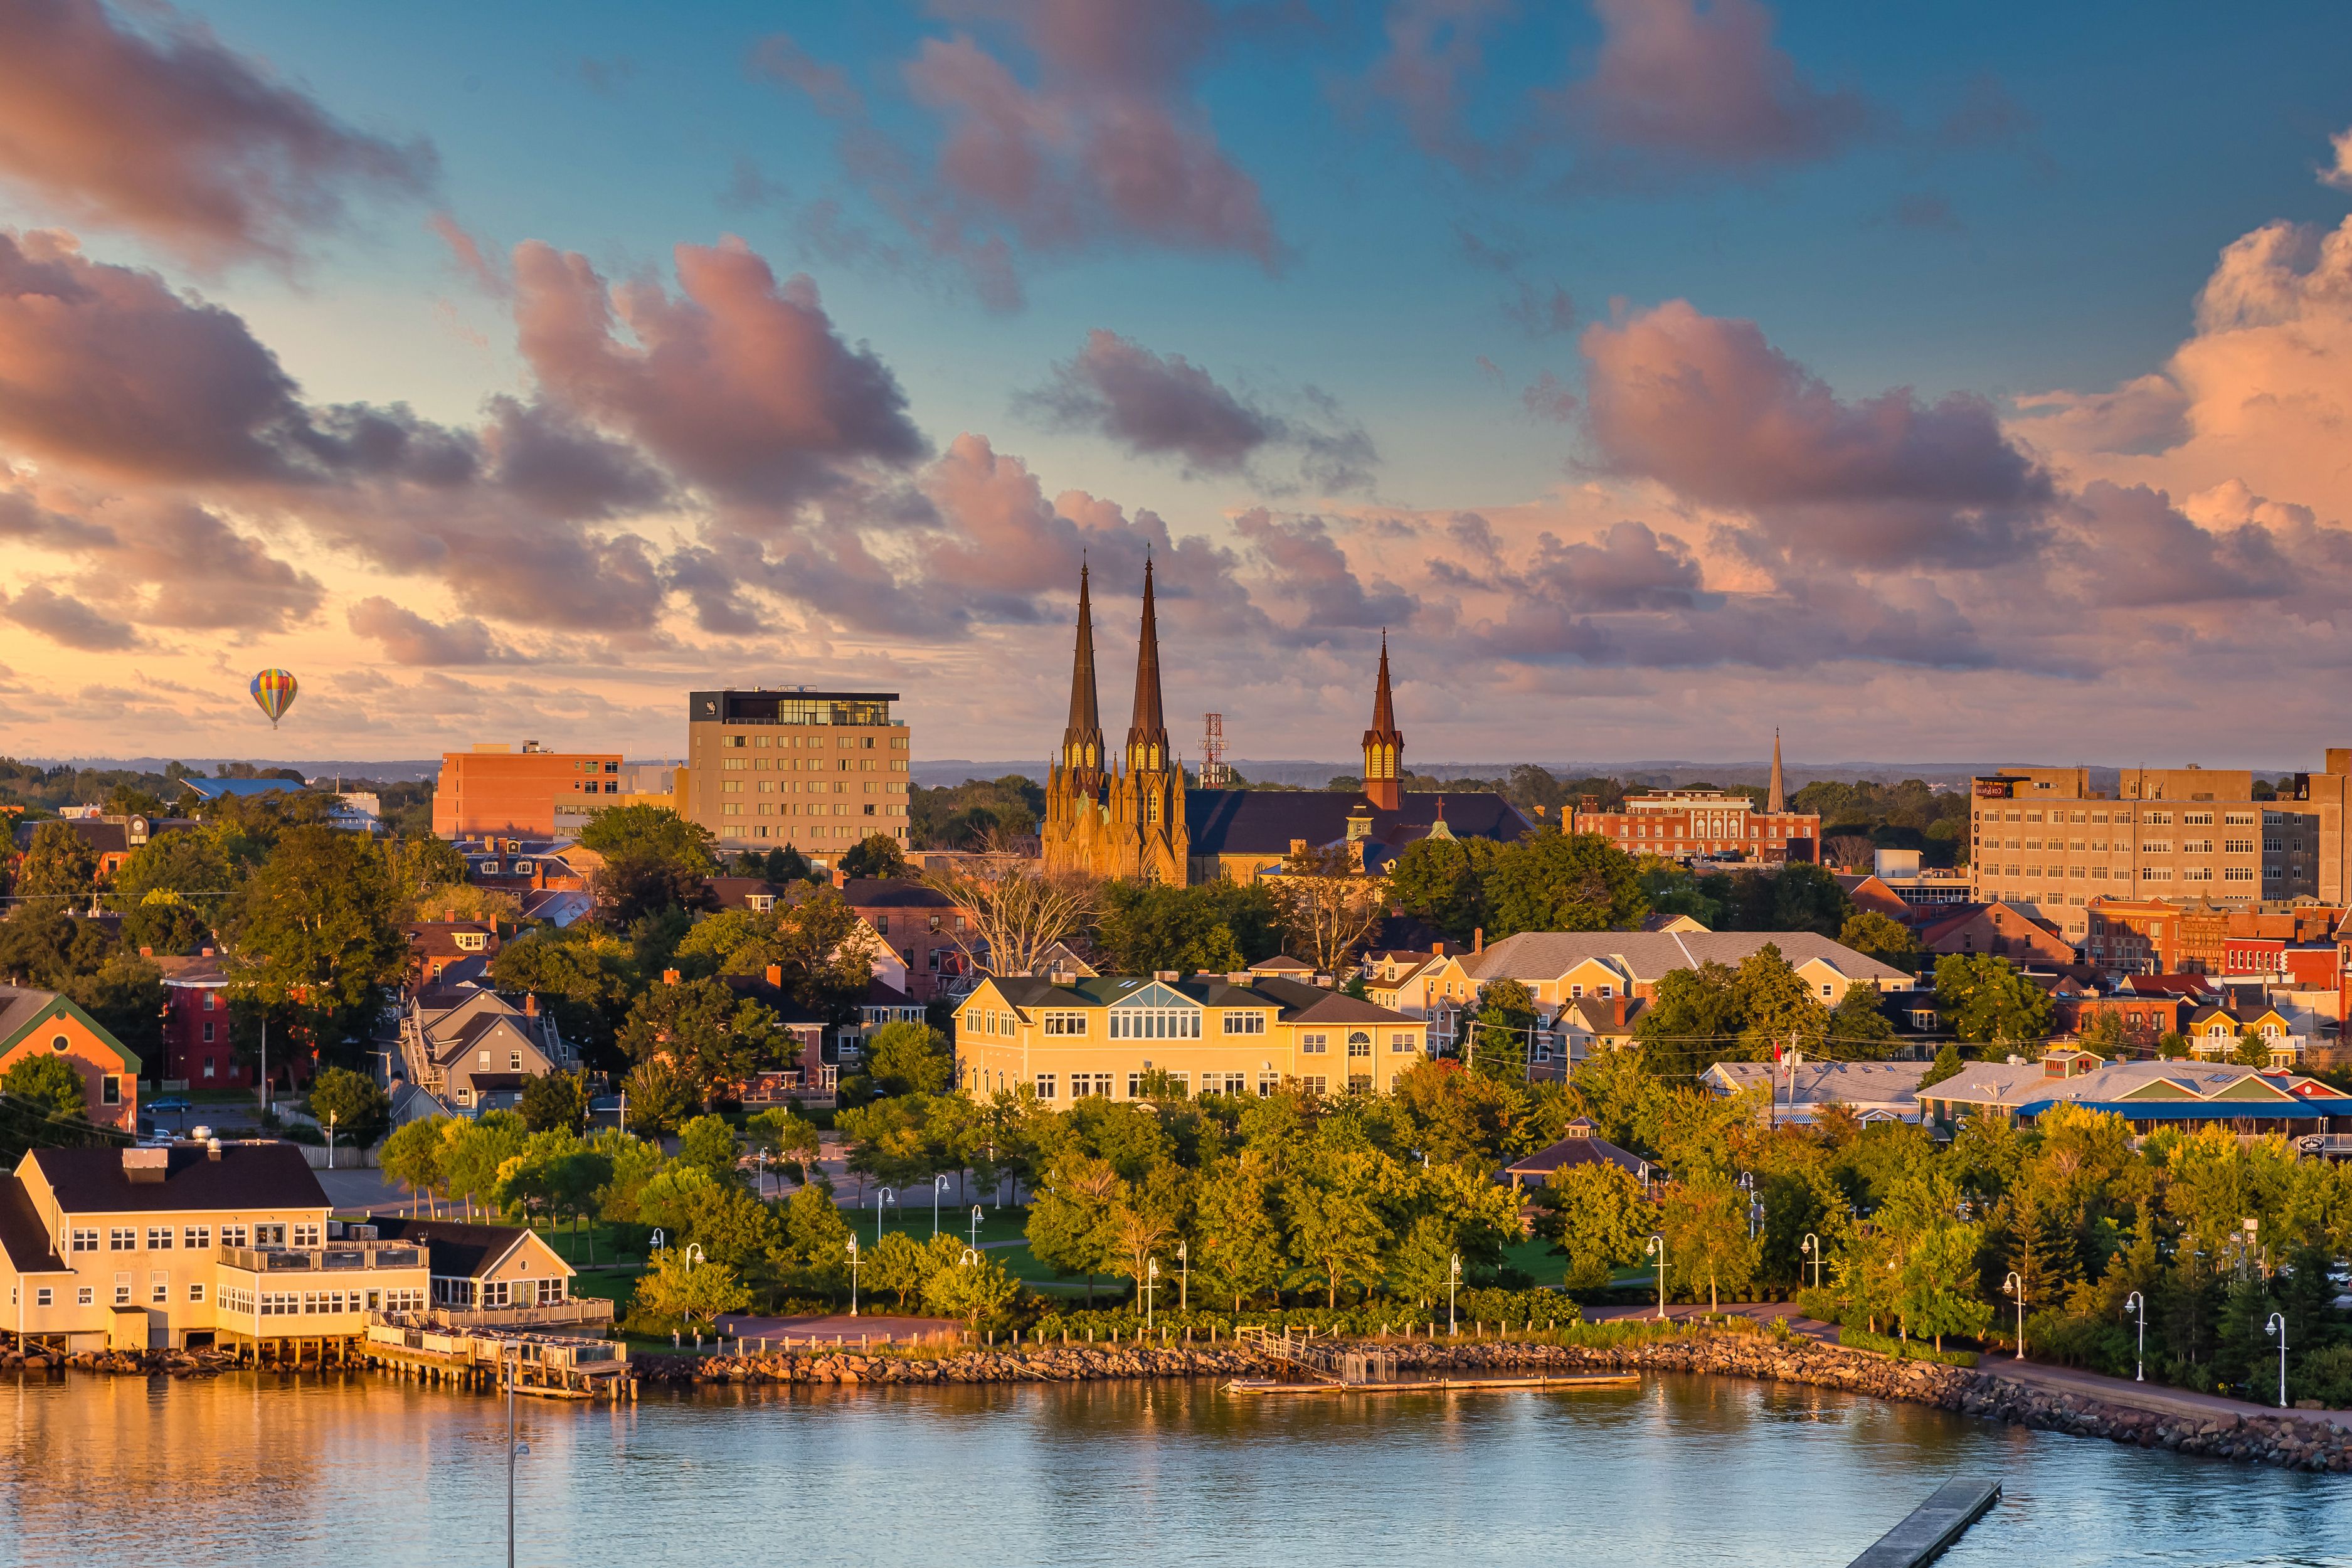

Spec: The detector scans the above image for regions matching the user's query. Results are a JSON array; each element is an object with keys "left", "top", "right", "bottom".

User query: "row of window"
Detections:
[
  {"left": 719, "top": 733, "right": 904, "bottom": 749},
  {"left": 75, "top": 1222, "right": 304, "bottom": 1253},
  {"left": 733, "top": 824, "right": 892, "bottom": 839},
  {"left": 719, "top": 757, "right": 907, "bottom": 772},
  {"left": 1988, "top": 864, "right": 2259, "bottom": 883}
]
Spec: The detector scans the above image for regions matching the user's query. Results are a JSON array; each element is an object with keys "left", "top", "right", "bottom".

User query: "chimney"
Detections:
[
  {"left": 122, "top": 1147, "right": 169, "bottom": 1183},
  {"left": 1473, "top": 927, "right": 1484, "bottom": 953},
  {"left": 766, "top": 963, "right": 785, "bottom": 988},
  {"left": 443, "top": 908, "right": 455, "bottom": 924},
  {"left": 832, "top": 867, "right": 848, "bottom": 889},
  {"left": 662, "top": 968, "right": 681, "bottom": 985},
  {"left": 524, "top": 992, "right": 539, "bottom": 1018},
  {"left": 1431, "top": 942, "right": 1441, "bottom": 956},
  {"left": 201, "top": 946, "right": 215, "bottom": 958}
]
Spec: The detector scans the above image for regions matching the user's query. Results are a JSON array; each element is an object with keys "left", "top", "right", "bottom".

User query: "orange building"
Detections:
[{"left": 432, "top": 743, "right": 623, "bottom": 839}]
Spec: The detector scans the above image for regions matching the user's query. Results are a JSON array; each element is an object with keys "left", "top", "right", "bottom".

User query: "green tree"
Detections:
[
  {"left": 672, "top": 889, "right": 876, "bottom": 1013},
  {"left": 677, "top": 1114, "right": 743, "bottom": 1183},
  {"left": 1896, "top": 1222, "right": 1992, "bottom": 1351},
  {"left": 441, "top": 1111, "right": 528, "bottom": 1219},
  {"left": 1657, "top": 1175, "right": 1757, "bottom": 1311},
  {"left": 14, "top": 822, "right": 98, "bottom": 906},
  {"left": 840, "top": 834, "right": 908, "bottom": 879},
  {"left": 923, "top": 1245, "right": 1020, "bottom": 1328},
  {"left": 1918, "top": 1039, "right": 1965, "bottom": 1091},
  {"left": 632, "top": 1246, "right": 751, "bottom": 1327},
  {"left": 744, "top": 1106, "right": 822, "bottom": 1182},
  {"left": 582, "top": 804, "right": 719, "bottom": 924},
  {"left": 864, "top": 1230, "right": 931, "bottom": 1308},
  {"left": 1382, "top": 836, "right": 1502, "bottom": 945},
  {"left": 1192, "top": 1159, "right": 1287, "bottom": 1311},
  {"left": 620, "top": 1056, "right": 697, "bottom": 1136},
  {"left": 0, "top": 904, "right": 112, "bottom": 988},
  {"left": 381, "top": 1115, "right": 451, "bottom": 1211},
  {"left": 1, "top": 1052, "right": 88, "bottom": 1120},
  {"left": 518, "top": 1070, "right": 588, "bottom": 1133},
  {"left": 304, "top": 1066, "right": 391, "bottom": 1150},
  {"left": 1284, "top": 1148, "right": 1391, "bottom": 1308},
  {"left": 1534, "top": 1161, "right": 1653, "bottom": 1294},
  {"left": 617, "top": 977, "right": 793, "bottom": 1103},
  {"left": 1468, "top": 978, "right": 1538, "bottom": 1082},
  {"left": 1483, "top": 832, "right": 1646, "bottom": 938},
  {"left": 771, "top": 1182, "right": 854, "bottom": 1297},
  {"left": 1095, "top": 879, "right": 1281, "bottom": 974},
  {"left": 1824, "top": 983, "right": 1899, "bottom": 1059},
  {"left": 1762, "top": 863, "right": 1852, "bottom": 937},
  {"left": 1634, "top": 960, "right": 1744, "bottom": 1078},
  {"left": 1027, "top": 1155, "right": 1122, "bottom": 1305},
  {"left": 2232, "top": 1028, "right": 2274, "bottom": 1067},
  {"left": 112, "top": 828, "right": 237, "bottom": 953},
  {"left": 1838, "top": 910, "right": 1919, "bottom": 968},
  {"left": 1731, "top": 945, "right": 1828, "bottom": 1057},
  {"left": 1934, "top": 954, "right": 2054, "bottom": 1048},
  {"left": 226, "top": 825, "right": 408, "bottom": 1056},
  {"left": 488, "top": 930, "right": 635, "bottom": 1071},
  {"left": 61, "top": 953, "right": 166, "bottom": 1066},
  {"left": 864, "top": 1020, "right": 954, "bottom": 1096}
]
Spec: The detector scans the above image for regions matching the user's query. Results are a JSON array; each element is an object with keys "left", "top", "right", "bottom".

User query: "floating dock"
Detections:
[
  {"left": 1226, "top": 1372, "right": 1641, "bottom": 1396},
  {"left": 1843, "top": 1477, "right": 2001, "bottom": 1568}
]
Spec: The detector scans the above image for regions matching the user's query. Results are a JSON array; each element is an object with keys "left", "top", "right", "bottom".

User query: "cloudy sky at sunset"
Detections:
[{"left": 4, "top": 0, "right": 2352, "bottom": 771}]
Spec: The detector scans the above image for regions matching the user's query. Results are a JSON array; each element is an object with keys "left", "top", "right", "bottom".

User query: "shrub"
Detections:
[
  {"left": 1837, "top": 1325, "right": 1979, "bottom": 1367},
  {"left": 2294, "top": 1343, "right": 2352, "bottom": 1409}
]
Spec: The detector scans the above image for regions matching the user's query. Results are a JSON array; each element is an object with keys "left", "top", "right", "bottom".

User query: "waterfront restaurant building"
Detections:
[
  {"left": 1914, "top": 1056, "right": 2352, "bottom": 1138},
  {"left": 955, "top": 972, "right": 1429, "bottom": 1101}
]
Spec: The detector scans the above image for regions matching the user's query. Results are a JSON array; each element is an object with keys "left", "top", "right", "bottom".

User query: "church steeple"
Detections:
[
  {"left": 1767, "top": 728, "right": 1786, "bottom": 814},
  {"left": 1061, "top": 561, "right": 1104, "bottom": 778},
  {"left": 1362, "top": 631, "right": 1404, "bottom": 812},
  {"left": 1125, "top": 556, "right": 1170, "bottom": 774}
]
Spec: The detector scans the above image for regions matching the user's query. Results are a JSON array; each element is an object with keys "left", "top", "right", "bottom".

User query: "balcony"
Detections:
[
  {"left": 389, "top": 1298, "right": 615, "bottom": 1331},
  {"left": 220, "top": 1245, "right": 424, "bottom": 1273}
]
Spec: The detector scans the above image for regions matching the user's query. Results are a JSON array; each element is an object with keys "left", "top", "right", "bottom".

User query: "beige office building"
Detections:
[
  {"left": 682, "top": 688, "right": 913, "bottom": 854},
  {"left": 1969, "top": 754, "right": 2352, "bottom": 940}
]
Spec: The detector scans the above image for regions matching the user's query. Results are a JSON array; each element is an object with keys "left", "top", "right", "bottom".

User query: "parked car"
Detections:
[{"left": 147, "top": 1097, "right": 192, "bottom": 1115}]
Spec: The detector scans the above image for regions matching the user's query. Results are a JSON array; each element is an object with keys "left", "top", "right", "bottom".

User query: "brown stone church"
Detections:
[{"left": 1041, "top": 562, "right": 1530, "bottom": 885}]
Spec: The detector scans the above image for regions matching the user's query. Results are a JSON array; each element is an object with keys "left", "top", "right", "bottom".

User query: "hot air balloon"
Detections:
[{"left": 250, "top": 668, "right": 298, "bottom": 729}]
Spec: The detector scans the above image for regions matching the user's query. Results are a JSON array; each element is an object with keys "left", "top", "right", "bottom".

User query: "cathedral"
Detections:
[{"left": 1042, "top": 562, "right": 1530, "bottom": 885}]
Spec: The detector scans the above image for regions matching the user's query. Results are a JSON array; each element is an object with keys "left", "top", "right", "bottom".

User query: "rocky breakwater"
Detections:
[
  {"left": 635, "top": 1342, "right": 1282, "bottom": 1386},
  {"left": 3, "top": 1343, "right": 235, "bottom": 1379}
]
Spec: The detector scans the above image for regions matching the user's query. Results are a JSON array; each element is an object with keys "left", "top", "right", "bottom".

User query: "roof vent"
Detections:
[
  {"left": 1153, "top": 970, "right": 1180, "bottom": 983},
  {"left": 206, "top": 1138, "right": 222, "bottom": 1160},
  {"left": 1049, "top": 970, "right": 1077, "bottom": 986},
  {"left": 122, "top": 1147, "right": 169, "bottom": 1182},
  {"left": 1226, "top": 972, "right": 1252, "bottom": 985}
]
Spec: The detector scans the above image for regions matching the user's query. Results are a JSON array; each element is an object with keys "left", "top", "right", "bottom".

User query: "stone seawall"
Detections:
[
  {"left": 11, "top": 1334, "right": 2346, "bottom": 1472},
  {"left": 629, "top": 1335, "right": 2352, "bottom": 1473}
]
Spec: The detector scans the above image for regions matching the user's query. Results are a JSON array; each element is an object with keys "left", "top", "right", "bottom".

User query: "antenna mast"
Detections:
[{"left": 1200, "top": 713, "right": 1230, "bottom": 787}]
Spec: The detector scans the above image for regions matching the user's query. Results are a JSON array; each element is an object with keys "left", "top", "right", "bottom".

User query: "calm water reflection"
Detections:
[{"left": 0, "top": 1370, "right": 2343, "bottom": 1567}]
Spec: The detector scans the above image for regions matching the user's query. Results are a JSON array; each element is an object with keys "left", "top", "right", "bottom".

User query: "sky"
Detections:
[{"left": 4, "top": 0, "right": 2352, "bottom": 773}]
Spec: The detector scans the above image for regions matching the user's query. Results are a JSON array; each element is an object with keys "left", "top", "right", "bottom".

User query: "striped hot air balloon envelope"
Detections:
[{"left": 250, "top": 668, "right": 299, "bottom": 729}]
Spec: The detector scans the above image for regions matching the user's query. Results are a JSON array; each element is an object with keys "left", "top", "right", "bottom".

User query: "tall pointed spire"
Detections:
[
  {"left": 1126, "top": 555, "right": 1169, "bottom": 773},
  {"left": 1767, "top": 728, "right": 1786, "bottom": 814},
  {"left": 1061, "top": 561, "right": 1104, "bottom": 777},
  {"left": 1362, "top": 630, "right": 1405, "bottom": 812}
]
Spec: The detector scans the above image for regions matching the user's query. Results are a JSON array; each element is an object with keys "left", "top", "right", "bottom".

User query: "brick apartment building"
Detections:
[
  {"left": 1970, "top": 755, "right": 2352, "bottom": 941},
  {"left": 2085, "top": 895, "right": 2348, "bottom": 976},
  {"left": 1571, "top": 790, "right": 1820, "bottom": 864},
  {"left": 433, "top": 743, "right": 623, "bottom": 838},
  {"left": 682, "top": 689, "right": 913, "bottom": 855},
  {"left": 151, "top": 951, "right": 241, "bottom": 1088}
]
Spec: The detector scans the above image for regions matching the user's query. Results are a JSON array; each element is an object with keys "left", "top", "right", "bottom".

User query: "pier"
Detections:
[
  {"left": 360, "top": 1322, "right": 634, "bottom": 1401},
  {"left": 1843, "top": 1478, "right": 2001, "bottom": 1568}
]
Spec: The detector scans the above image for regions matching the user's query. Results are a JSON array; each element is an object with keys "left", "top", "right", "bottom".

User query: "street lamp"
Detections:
[
  {"left": 969, "top": 1204, "right": 983, "bottom": 1253},
  {"left": 1177, "top": 1240, "right": 1189, "bottom": 1313},
  {"left": 2002, "top": 1271, "right": 2026, "bottom": 1360},
  {"left": 933, "top": 1173, "right": 950, "bottom": 1236},
  {"left": 1145, "top": 1258, "right": 1160, "bottom": 1329},
  {"left": 1448, "top": 1253, "right": 1461, "bottom": 1336},
  {"left": 1800, "top": 1233, "right": 1821, "bottom": 1292},
  {"left": 2265, "top": 1313, "right": 2288, "bottom": 1408},
  {"left": 1646, "top": 1234, "right": 1668, "bottom": 1321},
  {"left": 2124, "top": 1291, "right": 2146, "bottom": 1382},
  {"left": 327, "top": 1109, "right": 337, "bottom": 1171},
  {"left": 875, "top": 1185, "right": 897, "bottom": 1244},
  {"left": 846, "top": 1236, "right": 861, "bottom": 1317}
]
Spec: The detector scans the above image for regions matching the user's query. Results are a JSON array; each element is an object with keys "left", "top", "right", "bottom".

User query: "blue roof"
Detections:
[
  {"left": 179, "top": 777, "right": 308, "bottom": 800},
  {"left": 2035, "top": 1099, "right": 2352, "bottom": 1121}
]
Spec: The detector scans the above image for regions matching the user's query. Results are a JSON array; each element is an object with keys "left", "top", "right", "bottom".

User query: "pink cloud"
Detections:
[
  {"left": 1, "top": 581, "right": 136, "bottom": 649},
  {"left": 346, "top": 596, "right": 512, "bottom": 665},
  {"left": 0, "top": 0, "right": 433, "bottom": 266},
  {"left": 511, "top": 235, "right": 928, "bottom": 507}
]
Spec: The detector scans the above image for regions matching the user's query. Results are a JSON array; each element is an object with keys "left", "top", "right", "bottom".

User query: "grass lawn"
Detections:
[{"left": 839, "top": 1204, "right": 1032, "bottom": 1248}]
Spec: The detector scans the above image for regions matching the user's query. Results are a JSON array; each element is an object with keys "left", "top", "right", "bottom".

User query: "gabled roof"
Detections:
[
  {"left": 152, "top": 953, "right": 229, "bottom": 987},
  {"left": 0, "top": 1175, "right": 70, "bottom": 1273},
  {"left": 364, "top": 1216, "right": 553, "bottom": 1279},
  {"left": 23, "top": 1143, "right": 324, "bottom": 1215},
  {"left": 969, "top": 971, "right": 1415, "bottom": 1025},
  {"left": 0, "top": 986, "right": 142, "bottom": 1074},
  {"left": 1503, "top": 1128, "right": 1650, "bottom": 1180},
  {"left": 1461, "top": 930, "right": 1909, "bottom": 987}
]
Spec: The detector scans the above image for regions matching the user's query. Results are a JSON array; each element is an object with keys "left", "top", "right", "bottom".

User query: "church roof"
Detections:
[{"left": 1185, "top": 790, "right": 1530, "bottom": 857}]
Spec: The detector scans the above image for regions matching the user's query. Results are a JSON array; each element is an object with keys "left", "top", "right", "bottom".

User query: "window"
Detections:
[
  {"left": 109, "top": 1227, "right": 135, "bottom": 1251},
  {"left": 1391, "top": 1032, "right": 1416, "bottom": 1053},
  {"left": 222, "top": 1224, "right": 248, "bottom": 1249},
  {"left": 1042, "top": 1011, "right": 1089, "bottom": 1036},
  {"left": 1034, "top": 1073, "right": 1057, "bottom": 1101},
  {"left": 509, "top": 1051, "right": 522, "bottom": 1071},
  {"left": 202, "top": 1021, "right": 215, "bottom": 1044},
  {"left": 292, "top": 1223, "right": 320, "bottom": 1248},
  {"left": 34, "top": 1288, "right": 51, "bottom": 1308},
  {"left": 1258, "top": 1073, "right": 1281, "bottom": 1096},
  {"left": 151, "top": 1273, "right": 169, "bottom": 1304},
  {"left": 1346, "top": 1031, "right": 1373, "bottom": 1058},
  {"left": 1221, "top": 1010, "right": 1266, "bottom": 1035},
  {"left": 102, "top": 1075, "right": 120, "bottom": 1106},
  {"left": 1110, "top": 1007, "right": 1200, "bottom": 1039},
  {"left": 77, "top": 1287, "right": 92, "bottom": 1306},
  {"left": 114, "top": 1273, "right": 131, "bottom": 1305},
  {"left": 1300, "top": 1032, "right": 1329, "bottom": 1054},
  {"left": 188, "top": 1283, "right": 204, "bottom": 1303},
  {"left": 146, "top": 1226, "right": 173, "bottom": 1250},
  {"left": 1071, "top": 1073, "right": 1111, "bottom": 1099},
  {"left": 1301, "top": 1076, "right": 1328, "bottom": 1097},
  {"left": 184, "top": 1226, "right": 211, "bottom": 1251},
  {"left": 202, "top": 992, "right": 216, "bottom": 1012},
  {"left": 72, "top": 1228, "right": 96, "bottom": 1252}
]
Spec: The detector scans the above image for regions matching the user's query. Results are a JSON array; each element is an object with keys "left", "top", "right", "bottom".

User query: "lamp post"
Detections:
[
  {"left": 2002, "top": 1271, "right": 2026, "bottom": 1360},
  {"left": 1646, "top": 1234, "right": 1668, "bottom": 1321},
  {"left": 969, "top": 1204, "right": 983, "bottom": 1253},
  {"left": 1145, "top": 1259, "right": 1160, "bottom": 1329},
  {"left": 875, "top": 1185, "right": 896, "bottom": 1244},
  {"left": 2265, "top": 1313, "right": 2288, "bottom": 1408},
  {"left": 1448, "top": 1253, "right": 1461, "bottom": 1337},
  {"left": 847, "top": 1236, "right": 860, "bottom": 1317},
  {"left": 327, "top": 1109, "right": 337, "bottom": 1171},
  {"left": 2125, "top": 1291, "right": 2146, "bottom": 1382},
  {"left": 933, "top": 1173, "right": 950, "bottom": 1237},
  {"left": 1801, "top": 1233, "right": 1821, "bottom": 1292},
  {"left": 1177, "top": 1239, "right": 1189, "bottom": 1313}
]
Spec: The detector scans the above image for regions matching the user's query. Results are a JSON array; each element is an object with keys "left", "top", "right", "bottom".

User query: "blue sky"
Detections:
[{"left": 5, "top": 1, "right": 2352, "bottom": 768}]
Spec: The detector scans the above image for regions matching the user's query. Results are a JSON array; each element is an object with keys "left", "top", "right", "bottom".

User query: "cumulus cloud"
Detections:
[
  {"left": 2, "top": 581, "right": 137, "bottom": 649},
  {"left": 1233, "top": 509, "right": 1418, "bottom": 632},
  {"left": 346, "top": 596, "right": 512, "bottom": 665},
  {"left": 1582, "top": 299, "right": 2052, "bottom": 566},
  {"left": 2322, "top": 127, "right": 2352, "bottom": 193},
  {"left": 1023, "top": 329, "right": 1376, "bottom": 490},
  {"left": 511, "top": 235, "right": 928, "bottom": 508},
  {"left": 1360, "top": 0, "right": 1516, "bottom": 174},
  {"left": 0, "top": 0, "right": 434, "bottom": 266},
  {"left": 753, "top": 4, "right": 1276, "bottom": 309}
]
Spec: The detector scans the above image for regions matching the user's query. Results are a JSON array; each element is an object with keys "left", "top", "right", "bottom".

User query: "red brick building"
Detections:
[
  {"left": 151, "top": 951, "right": 244, "bottom": 1088},
  {"left": 1572, "top": 790, "right": 1819, "bottom": 864}
]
